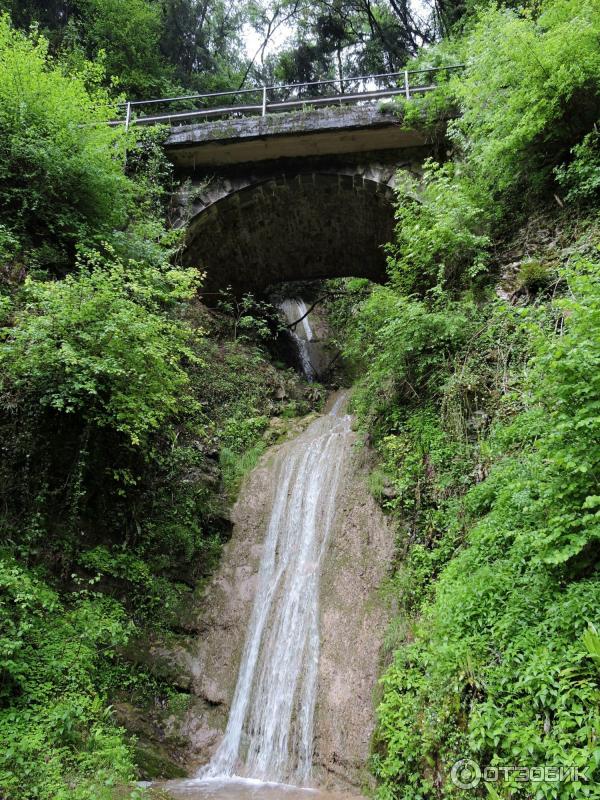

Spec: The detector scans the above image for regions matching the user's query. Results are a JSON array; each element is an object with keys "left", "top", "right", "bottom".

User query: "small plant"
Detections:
[
  {"left": 555, "top": 128, "right": 600, "bottom": 206},
  {"left": 219, "top": 443, "right": 266, "bottom": 500},
  {"left": 582, "top": 622, "right": 600, "bottom": 671},
  {"left": 516, "top": 259, "right": 554, "bottom": 292},
  {"left": 281, "top": 401, "right": 299, "bottom": 419},
  {"left": 216, "top": 288, "right": 277, "bottom": 342},
  {"left": 368, "top": 467, "right": 387, "bottom": 502}
]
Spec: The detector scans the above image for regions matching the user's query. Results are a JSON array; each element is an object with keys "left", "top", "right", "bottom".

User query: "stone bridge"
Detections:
[{"left": 165, "top": 105, "right": 435, "bottom": 295}]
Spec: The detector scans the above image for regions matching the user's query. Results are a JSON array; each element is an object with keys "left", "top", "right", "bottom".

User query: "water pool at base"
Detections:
[{"left": 147, "top": 777, "right": 364, "bottom": 800}]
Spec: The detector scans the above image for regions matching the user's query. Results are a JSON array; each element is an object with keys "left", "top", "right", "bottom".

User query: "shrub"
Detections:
[
  {"left": 0, "top": 15, "right": 130, "bottom": 272},
  {"left": 516, "top": 258, "right": 555, "bottom": 291},
  {"left": 450, "top": 0, "right": 600, "bottom": 204},
  {"left": 387, "top": 162, "right": 491, "bottom": 295},
  {"left": 0, "top": 249, "right": 199, "bottom": 445},
  {"left": 343, "top": 285, "right": 479, "bottom": 431},
  {"left": 373, "top": 257, "right": 600, "bottom": 799},
  {"left": 555, "top": 128, "right": 600, "bottom": 205},
  {"left": 0, "top": 556, "right": 135, "bottom": 800},
  {"left": 390, "top": 0, "right": 600, "bottom": 295}
]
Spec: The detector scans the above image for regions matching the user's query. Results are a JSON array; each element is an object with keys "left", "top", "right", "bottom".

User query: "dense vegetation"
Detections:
[
  {"left": 0, "top": 12, "right": 317, "bottom": 797},
  {"left": 0, "top": 0, "right": 473, "bottom": 99},
  {"left": 324, "top": 1, "right": 600, "bottom": 797}
]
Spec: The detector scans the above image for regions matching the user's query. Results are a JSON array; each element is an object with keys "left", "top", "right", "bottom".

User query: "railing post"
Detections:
[
  {"left": 262, "top": 86, "right": 267, "bottom": 116},
  {"left": 125, "top": 101, "right": 131, "bottom": 132},
  {"left": 404, "top": 70, "right": 410, "bottom": 100}
]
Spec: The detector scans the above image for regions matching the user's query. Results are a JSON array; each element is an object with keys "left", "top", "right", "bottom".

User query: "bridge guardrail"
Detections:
[{"left": 112, "top": 65, "right": 464, "bottom": 131}]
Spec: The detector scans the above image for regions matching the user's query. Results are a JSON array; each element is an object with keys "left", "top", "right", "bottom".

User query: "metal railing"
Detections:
[{"left": 113, "top": 65, "right": 463, "bottom": 130}]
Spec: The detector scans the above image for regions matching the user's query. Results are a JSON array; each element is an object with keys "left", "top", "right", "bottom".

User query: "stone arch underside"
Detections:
[{"left": 182, "top": 172, "right": 396, "bottom": 296}]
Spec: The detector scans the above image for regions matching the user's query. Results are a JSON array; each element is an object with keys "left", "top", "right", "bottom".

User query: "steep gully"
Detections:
[
  {"left": 153, "top": 300, "right": 393, "bottom": 800},
  {"left": 278, "top": 298, "right": 318, "bottom": 382}
]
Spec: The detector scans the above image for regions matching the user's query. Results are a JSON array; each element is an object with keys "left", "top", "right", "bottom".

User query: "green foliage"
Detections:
[
  {"left": 1, "top": 250, "right": 199, "bottom": 445},
  {"left": 2, "top": 0, "right": 249, "bottom": 98},
  {"left": 528, "top": 260, "right": 600, "bottom": 566},
  {"left": 516, "top": 258, "right": 555, "bottom": 291},
  {"left": 368, "top": 257, "right": 600, "bottom": 798},
  {"left": 216, "top": 290, "right": 279, "bottom": 343},
  {"left": 360, "top": 33, "right": 600, "bottom": 797},
  {"left": 1, "top": 2, "right": 598, "bottom": 800},
  {"left": 582, "top": 624, "right": 600, "bottom": 672},
  {"left": 392, "top": 0, "right": 600, "bottom": 294},
  {"left": 337, "top": 58, "right": 600, "bottom": 782},
  {"left": 343, "top": 284, "right": 481, "bottom": 429},
  {"left": 0, "top": 16, "right": 129, "bottom": 272},
  {"left": 387, "top": 162, "right": 491, "bottom": 294},
  {"left": 219, "top": 443, "right": 267, "bottom": 501},
  {"left": 192, "top": 338, "right": 284, "bottom": 424},
  {"left": 0, "top": 556, "right": 136, "bottom": 799},
  {"left": 218, "top": 414, "right": 269, "bottom": 497},
  {"left": 555, "top": 128, "right": 600, "bottom": 205},
  {"left": 221, "top": 415, "right": 269, "bottom": 453},
  {"left": 0, "top": 14, "right": 298, "bottom": 796},
  {"left": 124, "top": 126, "right": 175, "bottom": 219},
  {"left": 451, "top": 0, "right": 600, "bottom": 200},
  {"left": 73, "top": 0, "right": 169, "bottom": 96}
]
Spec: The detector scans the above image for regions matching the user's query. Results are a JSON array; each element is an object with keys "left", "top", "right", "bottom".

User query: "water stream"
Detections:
[
  {"left": 278, "top": 298, "right": 317, "bottom": 381},
  {"left": 198, "top": 394, "right": 352, "bottom": 786}
]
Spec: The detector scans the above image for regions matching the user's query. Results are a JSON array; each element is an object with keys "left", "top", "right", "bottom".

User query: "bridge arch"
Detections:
[{"left": 178, "top": 167, "right": 398, "bottom": 296}]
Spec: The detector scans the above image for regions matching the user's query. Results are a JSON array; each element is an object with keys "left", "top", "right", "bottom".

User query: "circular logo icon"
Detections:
[{"left": 451, "top": 758, "right": 481, "bottom": 789}]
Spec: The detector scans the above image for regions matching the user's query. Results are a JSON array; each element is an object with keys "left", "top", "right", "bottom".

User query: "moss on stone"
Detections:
[{"left": 134, "top": 741, "right": 188, "bottom": 780}]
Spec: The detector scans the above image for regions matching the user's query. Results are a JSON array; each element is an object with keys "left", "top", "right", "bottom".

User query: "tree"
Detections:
[
  {"left": 159, "top": 0, "right": 248, "bottom": 91},
  {"left": 0, "top": 0, "right": 250, "bottom": 96},
  {"left": 242, "top": 0, "right": 442, "bottom": 90},
  {"left": 0, "top": 14, "right": 129, "bottom": 273}
]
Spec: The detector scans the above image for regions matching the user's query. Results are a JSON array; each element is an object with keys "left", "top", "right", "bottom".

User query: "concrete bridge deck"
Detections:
[{"left": 164, "top": 105, "right": 428, "bottom": 170}]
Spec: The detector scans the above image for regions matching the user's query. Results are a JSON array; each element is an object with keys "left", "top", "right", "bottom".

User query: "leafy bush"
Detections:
[
  {"left": 0, "top": 556, "right": 136, "bottom": 800},
  {"left": 343, "top": 285, "right": 480, "bottom": 430},
  {"left": 0, "top": 15, "right": 129, "bottom": 272},
  {"left": 1, "top": 250, "right": 199, "bottom": 445},
  {"left": 450, "top": 0, "right": 600, "bottom": 204},
  {"left": 516, "top": 258, "right": 555, "bottom": 291},
  {"left": 372, "top": 258, "right": 600, "bottom": 799},
  {"left": 391, "top": 0, "right": 600, "bottom": 294},
  {"left": 387, "top": 162, "right": 491, "bottom": 295},
  {"left": 528, "top": 260, "right": 600, "bottom": 567},
  {"left": 556, "top": 129, "right": 600, "bottom": 205}
]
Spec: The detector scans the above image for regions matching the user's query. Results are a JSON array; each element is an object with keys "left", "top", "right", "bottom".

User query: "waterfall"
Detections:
[
  {"left": 199, "top": 397, "right": 352, "bottom": 785},
  {"left": 278, "top": 298, "right": 317, "bottom": 381}
]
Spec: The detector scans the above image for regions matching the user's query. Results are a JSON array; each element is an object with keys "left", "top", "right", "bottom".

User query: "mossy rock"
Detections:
[{"left": 134, "top": 741, "right": 188, "bottom": 781}]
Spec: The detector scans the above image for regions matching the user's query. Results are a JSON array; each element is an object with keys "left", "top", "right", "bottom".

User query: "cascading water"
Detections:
[
  {"left": 278, "top": 298, "right": 317, "bottom": 381},
  {"left": 199, "top": 395, "right": 352, "bottom": 786}
]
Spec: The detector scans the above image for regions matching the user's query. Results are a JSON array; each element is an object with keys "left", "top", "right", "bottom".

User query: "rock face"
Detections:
[
  {"left": 314, "top": 442, "right": 394, "bottom": 789},
  {"left": 176, "top": 406, "right": 393, "bottom": 790}
]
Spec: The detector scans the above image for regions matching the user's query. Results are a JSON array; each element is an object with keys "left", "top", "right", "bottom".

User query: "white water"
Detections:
[
  {"left": 279, "top": 299, "right": 317, "bottom": 381},
  {"left": 199, "top": 397, "right": 352, "bottom": 785}
]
